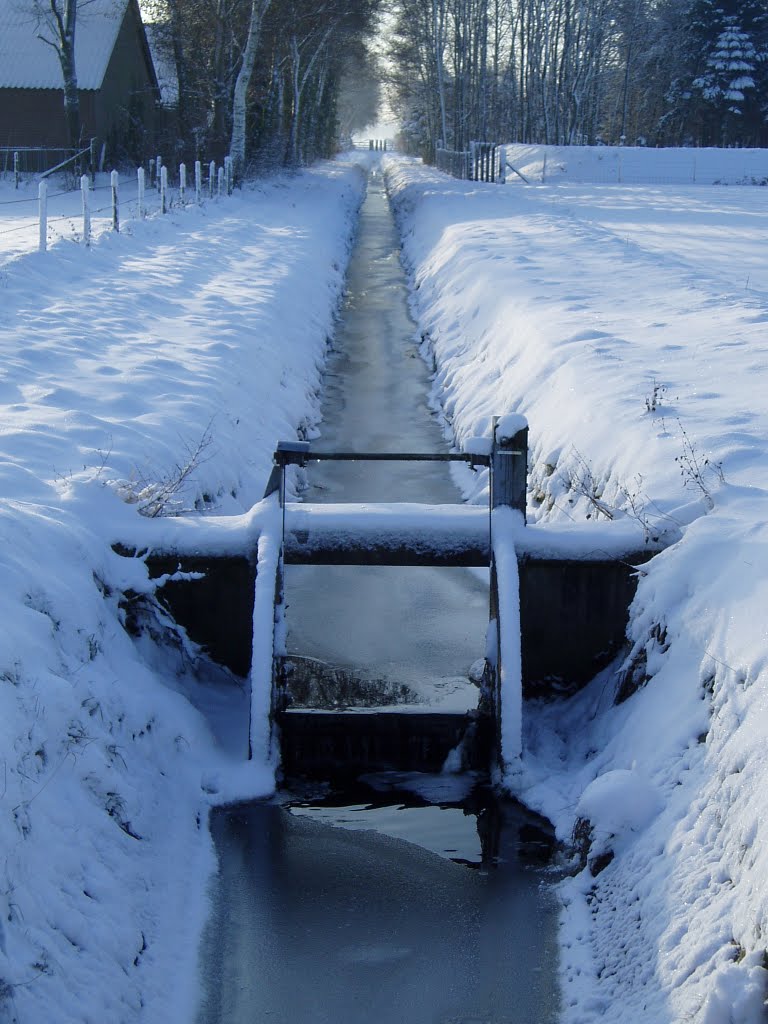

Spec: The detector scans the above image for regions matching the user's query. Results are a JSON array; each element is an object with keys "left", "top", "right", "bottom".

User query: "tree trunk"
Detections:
[
  {"left": 230, "top": 0, "right": 272, "bottom": 180},
  {"left": 51, "top": 0, "right": 81, "bottom": 147}
]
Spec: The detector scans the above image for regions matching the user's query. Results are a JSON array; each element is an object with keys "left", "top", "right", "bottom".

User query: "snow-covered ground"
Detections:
[
  {"left": 0, "top": 161, "right": 364, "bottom": 1022},
  {"left": 385, "top": 149, "right": 768, "bottom": 1024}
]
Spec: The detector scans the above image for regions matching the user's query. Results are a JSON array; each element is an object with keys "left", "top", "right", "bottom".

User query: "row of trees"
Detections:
[
  {"left": 34, "top": 0, "right": 382, "bottom": 171},
  {"left": 147, "top": 0, "right": 382, "bottom": 170},
  {"left": 388, "top": 0, "right": 768, "bottom": 158}
]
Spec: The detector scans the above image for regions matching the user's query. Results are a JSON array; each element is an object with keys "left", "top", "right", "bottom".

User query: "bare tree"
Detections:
[{"left": 33, "top": 0, "right": 81, "bottom": 146}]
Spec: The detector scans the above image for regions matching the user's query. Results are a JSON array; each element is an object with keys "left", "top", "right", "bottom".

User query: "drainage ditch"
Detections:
[{"left": 195, "top": 170, "right": 562, "bottom": 1023}]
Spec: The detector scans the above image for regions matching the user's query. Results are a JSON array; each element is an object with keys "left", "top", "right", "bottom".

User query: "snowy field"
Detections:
[
  {"left": 0, "top": 161, "right": 364, "bottom": 1022},
  {"left": 2, "top": 142, "right": 767, "bottom": 1024},
  {"left": 385, "top": 150, "right": 768, "bottom": 1024}
]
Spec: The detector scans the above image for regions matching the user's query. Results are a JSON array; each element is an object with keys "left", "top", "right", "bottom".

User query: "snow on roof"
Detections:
[{"left": 0, "top": 0, "right": 129, "bottom": 90}]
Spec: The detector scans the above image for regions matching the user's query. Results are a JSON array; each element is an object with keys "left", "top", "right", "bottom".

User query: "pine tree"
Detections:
[{"left": 678, "top": 0, "right": 768, "bottom": 144}]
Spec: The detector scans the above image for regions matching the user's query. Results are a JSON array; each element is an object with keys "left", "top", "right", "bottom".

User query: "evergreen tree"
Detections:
[{"left": 677, "top": 0, "right": 768, "bottom": 144}]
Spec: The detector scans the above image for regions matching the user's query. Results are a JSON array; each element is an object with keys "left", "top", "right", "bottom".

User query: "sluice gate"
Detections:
[{"left": 117, "top": 416, "right": 652, "bottom": 779}]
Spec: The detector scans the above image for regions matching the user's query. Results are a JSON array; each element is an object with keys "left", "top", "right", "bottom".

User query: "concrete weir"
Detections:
[
  {"left": 131, "top": 416, "right": 653, "bottom": 778},
  {"left": 116, "top": 175, "right": 653, "bottom": 780}
]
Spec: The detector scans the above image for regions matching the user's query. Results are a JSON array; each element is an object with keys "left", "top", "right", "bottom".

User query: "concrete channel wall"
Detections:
[{"left": 141, "top": 546, "right": 648, "bottom": 697}]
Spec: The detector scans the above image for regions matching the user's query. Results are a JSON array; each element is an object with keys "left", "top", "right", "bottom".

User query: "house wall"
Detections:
[{"left": 94, "top": 0, "right": 159, "bottom": 160}]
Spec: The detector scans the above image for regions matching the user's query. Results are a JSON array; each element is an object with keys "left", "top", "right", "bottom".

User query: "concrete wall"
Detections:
[
  {"left": 519, "top": 554, "right": 648, "bottom": 698},
  {"left": 146, "top": 553, "right": 256, "bottom": 678}
]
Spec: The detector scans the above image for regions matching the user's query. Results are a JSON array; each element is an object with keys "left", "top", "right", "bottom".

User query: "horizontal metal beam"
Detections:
[{"left": 273, "top": 444, "right": 491, "bottom": 468}]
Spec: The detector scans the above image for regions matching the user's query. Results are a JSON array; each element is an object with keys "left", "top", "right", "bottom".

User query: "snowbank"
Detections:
[
  {"left": 385, "top": 153, "right": 768, "bottom": 1023},
  {"left": 0, "top": 161, "right": 365, "bottom": 1022},
  {"left": 501, "top": 142, "right": 768, "bottom": 186}
]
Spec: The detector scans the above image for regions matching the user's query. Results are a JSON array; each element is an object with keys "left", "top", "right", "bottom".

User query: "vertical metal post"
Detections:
[
  {"left": 217, "top": 165, "right": 224, "bottom": 198},
  {"left": 14, "top": 151, "right": 19, "bottom": 189},
  {"left": 491, "top": 416, "right": 528, "bottom": 520}
]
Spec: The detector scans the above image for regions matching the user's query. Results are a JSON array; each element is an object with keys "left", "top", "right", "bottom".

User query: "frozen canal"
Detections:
[
  {"left": 196, "top": 171, "right": 561, "bottom": 1023},
  {"left": 284, "top": 169, "right": 489, "bottom": 709}
]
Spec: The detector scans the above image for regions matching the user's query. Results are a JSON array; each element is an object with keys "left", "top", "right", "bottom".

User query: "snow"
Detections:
[
  {"left": 385, "top": 149, "right": 768, "bottom": 1023},
  {"left": 500, "top": 142, "right": 768, "bottom": 185},
  {"left": 0, "top": 0, "right": 130, "bottom": 90},
  {"left": 0, "top": 160, "right": 364, "bottom": 1022},
  {"left": 491, "top": 506, "right": 522, "bottom": 772}
]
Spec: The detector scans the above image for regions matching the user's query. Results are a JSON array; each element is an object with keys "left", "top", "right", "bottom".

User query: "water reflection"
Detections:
[{"left": 197, "top": 787, "right": 560, "bottom": 1024}]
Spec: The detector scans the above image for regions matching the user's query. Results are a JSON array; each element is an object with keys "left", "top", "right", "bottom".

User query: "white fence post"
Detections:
[
  {"left": 224, "top": 155, "right": 233, "bottom": 194},
  {"left": 81, "top": 174, "right": 91, "bottom": 246},
  {"left": 179, "top": 162, "right": 186, "bottom": 201},
  {"left": 111, "top": 169, "right": 120, "bottom": 232},
  {"left": 160, "top": 164, "right": 168, "bottom": 213},
  {"left": 38, "top": 180, "right": 47, "bottom": 252},
  {"left": 195, "top": 160, "right": 202, "bottom": 204},
  {"left": 14, "top": 151, "right": 20, "bottom": 189},
  {"left": 156, "top": 154, "right": 162, "bottom": 190},
  {"left": 217, "top": 166, "right": 224, "bottom": 198},
  {"left": 137, "top": 166, "right": 145, "bottom": 218},
  {"left": 209, "top": 160, "right": 216, "bottom": 198}
]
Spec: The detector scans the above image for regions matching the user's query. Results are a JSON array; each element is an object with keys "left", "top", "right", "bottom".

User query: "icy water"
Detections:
[
  {"left": 284, "top": 171, "right": 488, "bottom": 709},
  {"left": 196, "top": 171, "right": 560, "bottom": 1024},
  {"left": 197, "top": 776, "right": 560, "bottom": 1024}
]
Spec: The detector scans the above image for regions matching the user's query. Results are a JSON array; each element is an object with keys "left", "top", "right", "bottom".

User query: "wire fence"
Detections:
[{"left": 0, "top": 156, "right": 234, "bottom": 265}]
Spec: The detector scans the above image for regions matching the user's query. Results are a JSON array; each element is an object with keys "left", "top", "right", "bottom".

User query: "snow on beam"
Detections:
[
  {"left": 283, "top": 501, "right": 490, "bottom": 565},
  {"left": 248, "top": 501, "right": 282, "bottom": 771},
  {"left": 491, "top": 507, "right": 523, "bottom": 781}
]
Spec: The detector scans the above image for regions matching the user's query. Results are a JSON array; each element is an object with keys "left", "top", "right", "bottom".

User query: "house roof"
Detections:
[{"left": 0, "top": 0, "right": 130, "bottom": 90}]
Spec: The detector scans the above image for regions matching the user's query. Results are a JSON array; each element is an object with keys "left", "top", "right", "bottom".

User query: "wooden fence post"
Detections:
[
  {"left": 195, "top": 160, "right": 202, "bottom": 204},
  {"left": 111, "top": 170, "right": 119, "bottom": 232},
  {"left": 14, "top": 151, "right": 19, "bottom": 189},
  {"left": 217, "top": 165, "right": 224, "bottom": 198},
  {"left": 137, "top": 166, "right": 145, "bottom": 218},
  {"left": 498, "top": 145, "right": 507, "bottom": 184},
  {"left": 155, "top": 154, "right": 162, "bottom": 190},
  {"left": 209, "top": 160, "right": 215, "bottom": 198},
  {"left": 160, "top": 165, "right": 168, "bottom": 213},
  {"left": 38, "top": 180, "right": 47, "bottom": 252},
  {"left": 179, "top": 162, "right": 186, "bottom": 201},
  {"left": 81, "top": 174, "right": 91, "bottom": 246}
]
